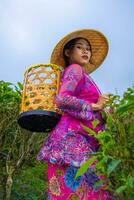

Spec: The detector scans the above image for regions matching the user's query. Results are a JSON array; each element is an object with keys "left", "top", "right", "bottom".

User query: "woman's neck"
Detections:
[{"left": 81, "top": 65, "right": 89, "bottom": 75}]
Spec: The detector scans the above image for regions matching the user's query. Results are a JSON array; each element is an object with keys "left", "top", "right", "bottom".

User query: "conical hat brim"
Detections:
[{"left": 50, "top": 29, "right": 109, "bottom": 73}]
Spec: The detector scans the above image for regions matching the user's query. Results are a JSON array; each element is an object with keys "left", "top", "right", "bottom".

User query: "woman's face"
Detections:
[{"left": 65, "top": 38, "right": 91, "bottom": 67}]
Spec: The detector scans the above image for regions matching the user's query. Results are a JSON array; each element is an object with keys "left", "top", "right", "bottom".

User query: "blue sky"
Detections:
[{"left": 0, "top": 0, "right": 134, "bottom": 96}]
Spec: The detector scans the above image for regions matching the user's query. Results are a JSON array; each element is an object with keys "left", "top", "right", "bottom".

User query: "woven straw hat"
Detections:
[{"left": 50, "top": 29, "right": 109, "bottom": 74}]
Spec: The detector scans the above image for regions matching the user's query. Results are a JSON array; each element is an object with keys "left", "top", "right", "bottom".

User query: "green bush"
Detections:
[
  {"left": 76, "top": 86, "right": 134, "bottom": 200},
  {"left": 11, "top": 162, "right": 48, "bottom": 200},
  {"left": 1, "top": 80, "right": 134, "bottom": 199},
  {"left": 0, "top": 81, "right": 47, "bottom": 200}
]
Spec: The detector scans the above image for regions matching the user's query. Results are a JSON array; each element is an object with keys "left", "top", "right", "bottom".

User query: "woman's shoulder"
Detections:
[
  {"left": 66, "top": 63, "right": 83, "bottom": 71},
  {"left": 63, "top": 64, "right": 84, "bottom": 78}
]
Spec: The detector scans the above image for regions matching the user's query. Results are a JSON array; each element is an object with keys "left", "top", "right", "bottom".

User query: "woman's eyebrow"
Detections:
[
  {"left": 75, "top": 42, "right": 90, "bottom": 47},
  {"left": 76, "top": 42, "right": 83, "bottom": 45}
]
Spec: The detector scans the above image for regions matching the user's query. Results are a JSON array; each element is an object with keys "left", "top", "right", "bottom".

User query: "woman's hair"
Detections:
[{"left": 63, "top": 37, "right": 92, "bottom": 67}]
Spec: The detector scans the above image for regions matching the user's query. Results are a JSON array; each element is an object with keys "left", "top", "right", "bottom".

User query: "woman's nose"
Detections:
[{"left": 82, "top": 48, "right": 88, "bottom": 53}]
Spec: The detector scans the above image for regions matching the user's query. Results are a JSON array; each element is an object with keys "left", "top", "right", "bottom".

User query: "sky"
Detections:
[{"left": 0, "top": 0, "right": 134, "bottom": 96}]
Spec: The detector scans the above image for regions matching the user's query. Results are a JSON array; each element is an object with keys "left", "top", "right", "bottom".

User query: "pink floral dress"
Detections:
[{"left": 37, "top": 64, "right": 113, "bottom": 200}]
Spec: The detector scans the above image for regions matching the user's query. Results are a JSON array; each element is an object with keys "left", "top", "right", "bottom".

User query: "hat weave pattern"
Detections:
[{"left": 50, "top": 29, "right": 109, "bottom": 73}]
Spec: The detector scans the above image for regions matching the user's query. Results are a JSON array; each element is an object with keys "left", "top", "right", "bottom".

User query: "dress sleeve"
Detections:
[{"left": 55, "top": 64, "right": 95, "bottom": 121}]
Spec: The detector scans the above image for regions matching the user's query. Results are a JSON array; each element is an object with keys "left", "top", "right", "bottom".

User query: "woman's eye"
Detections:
[
  {"left": 76, "top": 45, "right": 82, "bottom": 49},
  {"left": 86, "top": 47, "right": 91, "bottom": 51}
]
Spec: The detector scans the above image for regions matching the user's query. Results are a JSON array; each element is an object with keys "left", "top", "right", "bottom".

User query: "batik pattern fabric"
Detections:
[{"left": 37, "top": 64, "right": 113, "bottom": 199}]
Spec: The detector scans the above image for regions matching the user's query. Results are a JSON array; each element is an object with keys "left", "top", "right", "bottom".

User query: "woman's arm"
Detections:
[{"left": 55, "top": 64, "right": 95, "bottom": 121}]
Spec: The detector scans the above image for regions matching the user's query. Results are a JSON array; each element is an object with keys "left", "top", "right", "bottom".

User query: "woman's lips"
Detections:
[{"left": 82, "top": 55, "right": 88, "bottom": 60}]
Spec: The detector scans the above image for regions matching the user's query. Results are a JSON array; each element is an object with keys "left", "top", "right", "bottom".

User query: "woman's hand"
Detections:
[
  {"left": 91, "top": 93, "right": 110, "bottom": 111},
  {"left": 97, "top": 93, "right": 110, "bottom": 109}
]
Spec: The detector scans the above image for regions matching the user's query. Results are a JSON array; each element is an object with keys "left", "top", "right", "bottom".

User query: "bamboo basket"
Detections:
[{"left": 18, "top": 63, "right": 63, "bottom": 132}]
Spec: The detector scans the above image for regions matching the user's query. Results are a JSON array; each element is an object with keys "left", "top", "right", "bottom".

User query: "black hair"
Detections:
[{"left": 63, "top": 37, "right": 92, "bottom": 67}]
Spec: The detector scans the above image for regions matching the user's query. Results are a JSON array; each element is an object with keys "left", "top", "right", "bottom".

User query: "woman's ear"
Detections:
[{"left": 64, "top": 49, "right": 70, "bottom": 57}]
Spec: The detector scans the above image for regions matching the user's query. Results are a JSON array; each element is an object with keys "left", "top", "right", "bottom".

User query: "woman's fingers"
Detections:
[
  {"left": 100, "top": 94, "right": 110, "bottom": 101},
  {"left": 101, "top": 94, "right": 109, "bottom": 98},
  {"left": 97, "top": 93, "right": 110, "bottom": 109}
]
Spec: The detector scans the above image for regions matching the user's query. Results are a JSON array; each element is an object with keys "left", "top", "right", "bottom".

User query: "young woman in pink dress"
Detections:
[{"left": 37, "top": 29, "right": 114, "bottom": 199}]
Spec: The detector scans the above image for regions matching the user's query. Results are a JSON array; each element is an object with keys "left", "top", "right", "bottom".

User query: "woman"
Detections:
[{"left": 37, "top": 29, "right": 112, "bottom": 199}]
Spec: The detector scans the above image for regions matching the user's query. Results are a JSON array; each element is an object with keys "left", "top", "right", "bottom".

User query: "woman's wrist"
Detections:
[{"left": 91, "top": 103, "right": 101, "bottom": 111}]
